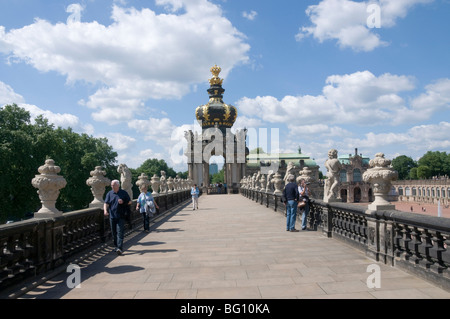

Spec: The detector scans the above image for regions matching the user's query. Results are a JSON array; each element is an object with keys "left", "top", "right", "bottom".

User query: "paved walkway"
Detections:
[{"left": 17, "top": 195, "right": 450, "bottom": 299}]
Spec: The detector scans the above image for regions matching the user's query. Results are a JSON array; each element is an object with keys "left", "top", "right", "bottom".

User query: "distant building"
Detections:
[
  {"left": 337, "top": 148, "right": 373, "bottom": 203},
  {"left": 392, "top": 177, "right": 449, "bottom": 206}
]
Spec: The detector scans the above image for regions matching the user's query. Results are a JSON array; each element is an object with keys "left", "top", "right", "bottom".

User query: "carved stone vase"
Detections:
[
  {"left": 167, "top": 177, "right": 174, "bottom": 193},
  {"left": 363, "top": 153, "right": 398, "bottom": 210},
  {"left": 32, "top": 159, "right": 67, "bottom": 218},
  {"left": 151, "top": 174, "right": 160, "bottom": 196},
  {"left": 272, "top": 172, "right": 283, "bottom": 195},
  {"left": 136, "top": 173, "right": 150, "bottom": 192},
  {"left": 86, "top": 166, "right": 111, "bottom": 208}
]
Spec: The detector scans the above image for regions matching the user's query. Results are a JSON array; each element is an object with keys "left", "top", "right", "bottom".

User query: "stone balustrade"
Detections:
[
  {"left": 0, "top": 159, "right": 192, "bottom": 292},
  {"left": 240, "top": 187, "right": 450, "bottom": 291}
]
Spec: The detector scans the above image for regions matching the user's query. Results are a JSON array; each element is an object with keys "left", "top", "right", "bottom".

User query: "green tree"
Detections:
[
  {"left": 409, "top": 167, "right": 418, "bottom": 180},
  {"left": 417, "top": 151, "right": 450, "bottom": 177},
  {"left": 392, "top": 155, "right": 417, "bottom": 180},
  {"left": 210, "top": 167, "right": 224, "bottom": 184},
  {"left": 0, "top": 104, "right": 118, "bottom": 223},
  {"left": 417, "top": 165, "right": 432, "bottom": 179},
  {"left": 134, "top": 158, "right": 179, "bottom": 197}
]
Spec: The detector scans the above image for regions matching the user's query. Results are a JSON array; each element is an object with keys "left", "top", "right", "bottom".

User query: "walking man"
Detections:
[
  {"left": 104, "top": 179, "right": 132, "bottom": 255},
  {"left": 283, "top": 175, "right": 299, "bottom": 232}
]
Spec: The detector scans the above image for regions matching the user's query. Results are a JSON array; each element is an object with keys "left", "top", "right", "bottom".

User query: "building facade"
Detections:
[
  {"left": 337, "top": 148, "right": 374, "bottom": 203},
  {"left": 392, "top": 177, "right": 450, "bottom": 207}
]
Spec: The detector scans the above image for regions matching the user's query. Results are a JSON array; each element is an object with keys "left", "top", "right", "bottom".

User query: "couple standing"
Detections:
[{"left": 283, "top": 175, "right": 310, "bottom": 232}]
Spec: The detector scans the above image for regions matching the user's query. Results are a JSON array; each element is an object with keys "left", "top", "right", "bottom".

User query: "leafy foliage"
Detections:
[{"left": 0, "top": 104, "right": 118, "bottom": 223}]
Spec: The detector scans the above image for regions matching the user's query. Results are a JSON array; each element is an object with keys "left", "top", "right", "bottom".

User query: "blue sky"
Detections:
[{"left": 1, "top": 0, "right": 449, "bottom": 175}]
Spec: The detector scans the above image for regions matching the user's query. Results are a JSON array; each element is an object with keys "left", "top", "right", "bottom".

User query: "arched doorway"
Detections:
[
  {"left": 340, "top": 189, "right": 348, "bottom": 202},
  {"left": 354, "top": 187, "right": 361, "bottom": 202}
]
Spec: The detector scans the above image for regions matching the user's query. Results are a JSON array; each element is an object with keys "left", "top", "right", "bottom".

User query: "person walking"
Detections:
[
  {"left": 104, "top": 179, "right": 132, "bottom": 255},
  {"left": 282, "top": 174, "right": 299, "bottom": 232},
  {"left": 191, "top": 184, "right": 200, "bottom": 210},
  {"left": 298, "top": 179, "right": 311, "bottom": 230},
  {"left": 136, "top": 185, "right": 159, "bottom": 233}
]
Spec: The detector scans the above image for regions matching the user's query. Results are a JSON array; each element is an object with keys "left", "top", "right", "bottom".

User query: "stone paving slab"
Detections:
[{"left": 16, "top": 194, "right": 450, "bottom": 300}]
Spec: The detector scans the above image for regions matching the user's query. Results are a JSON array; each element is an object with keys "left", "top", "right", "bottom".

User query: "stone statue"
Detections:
[
  {"left": 266, "top": 170, "right": 274, "bottom": 193},
  {"left": 159, "top": 171, "right": 167, "bottom": 193},
  {"left": 283, "top": 161, "right": 296, "bottom": 185},
  {"left": 118, "top": 163, "right": 133, "bottom": 200},
  {"left": 255, "top": 171, "right": 261, "bottom": 191},
  {"left": 323, "top": 149, "right": 342, "bottom": 202}
]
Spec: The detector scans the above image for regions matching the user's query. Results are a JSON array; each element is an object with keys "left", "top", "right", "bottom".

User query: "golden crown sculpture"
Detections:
[{"left": 209, "top": 64, "right": 223, "bottom": 86}]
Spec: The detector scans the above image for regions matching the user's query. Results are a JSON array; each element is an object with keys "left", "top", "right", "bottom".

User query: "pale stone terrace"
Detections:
[{"left": 19, "top": 194, "right": 450, "bottom": 299}]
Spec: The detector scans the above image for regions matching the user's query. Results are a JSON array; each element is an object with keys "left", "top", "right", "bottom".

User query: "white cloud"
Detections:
[
  {"left": 0, "top": 80, "right": 94, "bottom": 133},
  {"left": 237, "top": 70, "right": 423, "bottom": 127},
  {"left": 242, "top": 10, "right": 258, "bottom": 21},
  {"left": 0, "top": 81, "right": 25, "bottom": 104},
  {"left": 0, "top": 1, "right": 250, "bottom": 124},
  {"left": 102, "top": 132, "right": 136, "bottom": 151},
  {"left": 297, "top": 0, "right": 433, "bottom": 52}
]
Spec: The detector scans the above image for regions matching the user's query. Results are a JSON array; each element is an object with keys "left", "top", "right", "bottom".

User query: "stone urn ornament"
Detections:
[
  {"left": 136, "top": 173, "right": 151, "bottom": 192},
  {"left": 151, "top": 174, "right": 161, "bottom": 196},
  {"left": 32, "top": 159, "right": 67, "bottom": 218},
  {"left": 363, "top": 153, "right": 398, "bottom": 210},
  {"left": 272, "top": 172, "right": 283, "bottom": 195},
  {"left": 167, "top": 177, "right": 174, "bottom": 193},
  {"left": 86, "top": 166, "right": 111, "bottom": 208}
]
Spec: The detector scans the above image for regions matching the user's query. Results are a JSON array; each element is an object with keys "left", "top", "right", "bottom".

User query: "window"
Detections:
[
  {"left": 405, "top": 187, "right": 411, "bottom": 196},
  {"left": 353, "top": 169, "right": 362, "bottom": 182},
  {"left": 340, "top": 170, "right": 347, "bottom": 182}
]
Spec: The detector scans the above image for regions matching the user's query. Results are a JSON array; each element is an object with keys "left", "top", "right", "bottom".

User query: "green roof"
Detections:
[
  {"left": 338, "top": 154, "right": 370, "bottom": 165},
  {"left": 246, "top": 153, "right": 318, "bottom": 167}
]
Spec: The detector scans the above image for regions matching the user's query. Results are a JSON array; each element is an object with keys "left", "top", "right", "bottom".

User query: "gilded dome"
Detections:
[{"left": 195, "top": 65, "right": 238, "bottom": 132}]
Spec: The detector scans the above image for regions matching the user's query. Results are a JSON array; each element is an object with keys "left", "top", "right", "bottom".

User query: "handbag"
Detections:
[
  {"left": 297, "top": 201, "right": 306, "bottom": 208},
  {"left": 145, "top": 200, "right": 156, "bottom": 216}
]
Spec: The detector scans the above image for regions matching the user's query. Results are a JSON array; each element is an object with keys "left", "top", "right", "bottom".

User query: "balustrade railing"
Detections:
[
  {"left": 0, "top": 190, "right": 191, "bottom": 293},
  {"left": 240, "top": 187, "right": 450, "bottom": 291}
]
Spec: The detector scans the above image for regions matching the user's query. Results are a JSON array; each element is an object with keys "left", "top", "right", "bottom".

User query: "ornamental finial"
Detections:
[{"left": 209, "top": 64, "right": 223, "bottom": 85}]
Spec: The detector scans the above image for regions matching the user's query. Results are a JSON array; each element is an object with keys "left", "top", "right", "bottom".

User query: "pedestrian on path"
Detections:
[
  {"left": 298, "top": 179, "right": 311, "bottom": 230},
  {"left": 136, "top": 185, "right": 159, "bottom": 233},
  {"left": 104, "top": 179, "right": 132, "bottom": 255},
  {"left": 191, "top": 184, "right": 200, "bottom": 210},
  {"left": 282, "top": 175, "right": 299, "bottom": 232}
]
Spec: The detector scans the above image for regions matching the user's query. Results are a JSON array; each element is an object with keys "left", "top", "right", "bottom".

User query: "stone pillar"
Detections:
[
  {"left": 86, "top": 166, "right": 111, "bottom": 208},
  {"left": 32, "top": 159, "right": 67, "bottom": 218},
  {"left": 363, "top": 153, "right": 398, "bottom": 210}
]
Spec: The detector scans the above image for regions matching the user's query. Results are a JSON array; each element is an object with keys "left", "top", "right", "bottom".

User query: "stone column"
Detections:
[
  {"left": 363, "top": 153, "right": 398, "bottom": 210},
  {"left": 32, "top": 159, "right": 67, "bottom": 218},
  {"left": 86, "top": 166, "right": 111, "bottom": 208}
]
